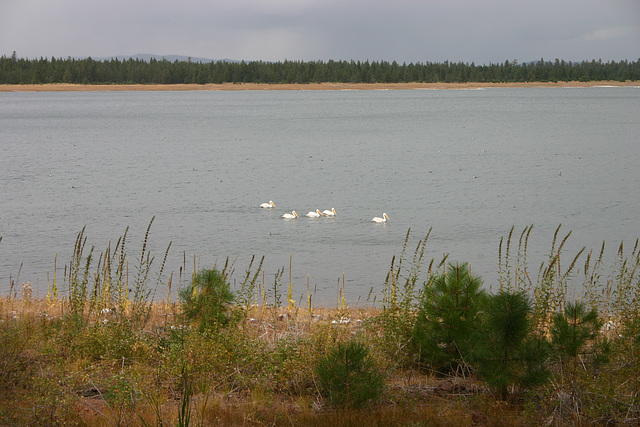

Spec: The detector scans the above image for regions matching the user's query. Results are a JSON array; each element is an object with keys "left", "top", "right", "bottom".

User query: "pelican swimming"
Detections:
[
  {"left": 371, "top": 213, "right": 390, "bottom": 223},
  {"left": 260, "top": 200, "right": 276, "bottom": 208},
  {"left": 306, "top": 209, "right": 324, "bottom": 218},
  {"left": 282, "top": 211, "right": 299, "bottom": 219},
  {"left": 322, "top": 208, "right": 337, "bottom": 216}
]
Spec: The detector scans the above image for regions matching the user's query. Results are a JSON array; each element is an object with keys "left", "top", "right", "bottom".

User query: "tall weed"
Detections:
[
  {"left": 376, "top": 229, "right": 446, "bottom": 369},
  {"left": 63, "top": 218, "right": 170, "bottom": 330}
]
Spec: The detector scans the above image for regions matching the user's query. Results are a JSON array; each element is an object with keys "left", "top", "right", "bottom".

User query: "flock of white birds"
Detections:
[{"left": 260, "top": 200, "right": 389, "bottom": 223}]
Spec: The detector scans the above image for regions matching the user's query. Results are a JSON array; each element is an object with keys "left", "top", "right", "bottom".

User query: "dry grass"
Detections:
[
  {"left": 0, "top": 298, "right": 546, "bottom": 426},
  {"left": 2, "top": 289, "right": 639, "bottom": 426}
]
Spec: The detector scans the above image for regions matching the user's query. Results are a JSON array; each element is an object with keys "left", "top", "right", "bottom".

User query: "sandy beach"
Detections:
[{"left": 0, "top": 81, "right": 637, "bottom": 92}]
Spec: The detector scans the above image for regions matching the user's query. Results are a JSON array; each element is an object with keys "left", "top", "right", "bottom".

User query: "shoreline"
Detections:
[{"left": 1, "top": 80, "right": 637, "bottom": 92}]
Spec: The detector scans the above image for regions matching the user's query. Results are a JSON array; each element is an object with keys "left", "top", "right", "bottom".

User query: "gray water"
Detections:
[{"left": 1, "top": 87, "right": 639, "bottom": 305}]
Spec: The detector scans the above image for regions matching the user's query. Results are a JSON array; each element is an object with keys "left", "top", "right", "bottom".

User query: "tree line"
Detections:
[{"left": 1, "top": 52, "right": 638, "bottom": 85}]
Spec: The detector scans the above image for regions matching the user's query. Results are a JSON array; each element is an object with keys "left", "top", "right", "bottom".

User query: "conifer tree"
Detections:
[
  {"left": 551, "top": 302, "right": 610, "bottom": 391},
  {"left": 178, "top": 268, "right": 234, "bottom": 332},
  {"left": 412, "top": 263, "right": 485, "bottom": 373},
  {"left": 475, "top": 291, "right": 552, "bottom": 400}
]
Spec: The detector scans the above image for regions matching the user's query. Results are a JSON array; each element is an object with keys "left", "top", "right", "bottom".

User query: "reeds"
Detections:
[
  {"left": 497, "top": 225, "right": 640, "bottom": 330},
  {"left": 56, "top": 217, "right": 173, "bottom": 329},
  {"left": 382, "top": 228, "right": 446, "bottom": 312}
]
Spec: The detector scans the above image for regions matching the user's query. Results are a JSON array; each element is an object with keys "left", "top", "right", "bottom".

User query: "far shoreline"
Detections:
[{"left": 0, "top": 80, "right": 638, "bottom": 92}]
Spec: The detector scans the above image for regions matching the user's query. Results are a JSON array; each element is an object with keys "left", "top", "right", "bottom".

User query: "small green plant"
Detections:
[
  {"left": 177, "top": 363, "right": 193, "bottom": 427},
  {"left": 316, "top": 339, "right": 384, "bottom": 408},
  {"left": 130, "top": 216, "right": 171, "bottom": 329},
  {"left": 269, "top": 266, "right": 284, "bottom": 308},
  {"left": 550, "top": 301, "right": 610, "bottom": 417},
  {"left": 28, "top": 373, "right": 78, "bottom": 426},
  {"left": 100, "top": 375, "right": 141, "bottom": 426},
  {"left": 0, "top": 316, "right": 34, "bottom": 386},
  {"left": 383, "top": 228, "right": 437, "bottom": 311},
  {"left": 67, "top": 226, "right": 93, "bottom": 321},
  {"left": 179, "top": 268, "right": 234, "bottom": 331},
  {"left": 235, "top": 255, "right": 264, "bottom": 311},
  {"left": 475, "top": 291, "right": 552, "bottom": 400},
  {"left": 412, "top": 262, "right": 486, "bottom": 374},
  {"left": 551, "top": 301, "right": 610, "bottom": 370},
  {"left": 531, "top": 226, "right": 584, "bottom": 333}
]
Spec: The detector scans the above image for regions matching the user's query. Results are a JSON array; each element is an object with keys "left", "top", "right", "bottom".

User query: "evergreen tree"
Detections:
[
  {"left": 412, "top": 263, "right": 485, "bottom": 374},
  {"left": 551, "top": 302, "right": 610, "bottom": 387},
  {"left": 178, "top": 268, "right": 234, "bottom": 332},
  {"left": 316, "top": 339, "right": 385, "bottom": 408},
  {"left": 475, "top": 291, "right": 552, "bottom": 400},
  {"left": 1, "top": 55, "right": 638, "bottom": 85}
]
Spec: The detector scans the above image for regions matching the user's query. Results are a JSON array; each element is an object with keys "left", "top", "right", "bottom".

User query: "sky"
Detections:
[{"left": 1, "top": 0, "right": 639, "bottom": 64}]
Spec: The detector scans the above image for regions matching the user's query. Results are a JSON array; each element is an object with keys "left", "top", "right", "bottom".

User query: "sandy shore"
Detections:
[{"left": 0, "top": 81, "right": 637, "bottom": 92}]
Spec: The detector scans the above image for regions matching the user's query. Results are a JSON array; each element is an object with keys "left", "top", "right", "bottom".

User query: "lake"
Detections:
[{"left": 1, "top": 86, "right": 639, "bottom": 306}]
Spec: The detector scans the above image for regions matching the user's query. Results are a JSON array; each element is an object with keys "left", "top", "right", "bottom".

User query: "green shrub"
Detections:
[
  {"left": 73, "top": 321, "right": 149, "bottom": 362},
  {"left": 316, "top": 339, "right": 384, "bottom": 408},
  {"left": 551, "top": 301, "right": 609, "bottom": 368},
  {"left": 0, "top": 317, "right": 34, "bottom": 387},
  {"left": 475, "top": 291, "right": 552, "bottom": 400},
  {"left": 179, "top": 268, "right": 234, "bottom": 331},
  {"left": 550, "top": 301, "right": 611, "bottom": 417},
  {"left": 412, "top": 262, "right": 486, "bottom": 374}
]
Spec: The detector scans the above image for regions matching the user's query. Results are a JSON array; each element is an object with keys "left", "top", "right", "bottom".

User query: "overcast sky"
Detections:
[{"left": 1, "top": 0, "right": 638, "bottom": 64}]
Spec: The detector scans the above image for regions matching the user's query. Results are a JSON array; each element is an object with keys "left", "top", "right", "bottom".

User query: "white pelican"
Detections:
[
  {"left": 282, "top": 211, "right": 299, "bottom": 219},
  {"left": 371, "top": 213, "right": 390, "bottom": 223},
  {"left": 322, "top": 208, "right": 337, "bottom": 216},
  {"left": 306, "top": 209, "right": 324, "bottom": 218},
  {"left": 260, "top": 200, "right": 276, "bottom": 208}
]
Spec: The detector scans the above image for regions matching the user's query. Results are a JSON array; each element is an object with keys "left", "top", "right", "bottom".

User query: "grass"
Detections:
[
  {"left": 1, "top": 224, "right": 640, "bottom": 425},
  {"left": 0, "top": 299, "right": 532, "bottom": 426}
]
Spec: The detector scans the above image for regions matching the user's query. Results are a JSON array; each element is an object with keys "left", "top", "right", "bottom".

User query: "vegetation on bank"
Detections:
[
  {"left": 1, "top": 223, "right": 640, "bottom": 425},
  {"left": 1, "top": 51, "right": 639, "bottom": 85}
]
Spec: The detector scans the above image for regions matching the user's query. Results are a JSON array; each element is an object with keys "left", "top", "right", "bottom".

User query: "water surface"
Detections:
[{"left": 1, "top": 87, "right": 638, "bottom": 305}]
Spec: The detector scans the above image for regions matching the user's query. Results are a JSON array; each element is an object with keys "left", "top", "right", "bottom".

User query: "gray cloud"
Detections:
[{"left": 1, "top": 0, "right": 638, "bottom": 63}]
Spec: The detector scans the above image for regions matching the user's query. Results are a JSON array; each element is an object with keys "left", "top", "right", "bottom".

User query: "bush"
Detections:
[
  {"left": 550, "top": 301, "right": 611, "bottom": 418},
  {"left": 316, "top": 339, "right": 384, "bottom": 408},
  {"left": 0, "top": 317, "right": 34, "bottom": 387},
  {"left": 551, "top": 301, "right": 610, "bottom": 369},
  {"left": 179, "top": 268, "right": 234, "bottom": 331},
  {"left": 475, "top": 291, "right": 552, "bottom": 400},
  {"left": 412, "top": 262, "right": 485, "bottom": 374}
]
